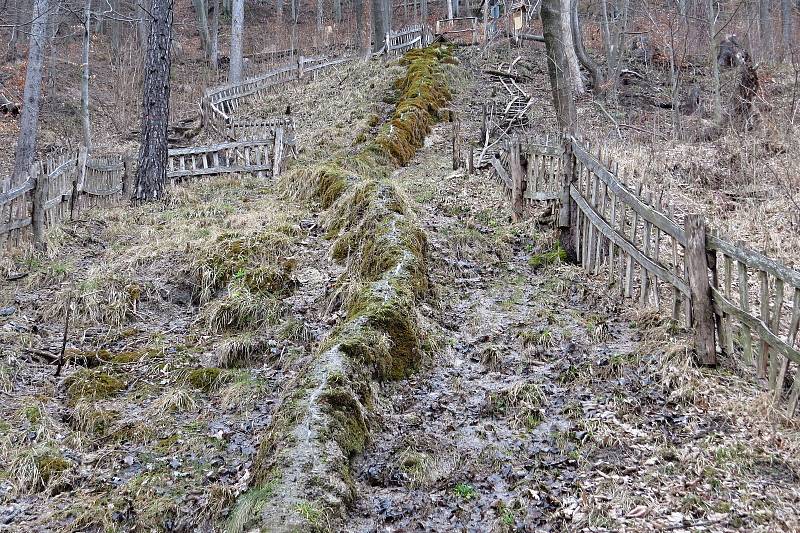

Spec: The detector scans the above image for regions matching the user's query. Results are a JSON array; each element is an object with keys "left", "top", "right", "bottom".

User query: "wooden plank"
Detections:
[
  {"left": 758, "top": 270, "right": 770, "bottom": 378},
  {"left": 711, "top": 288, "right": 800, "bottom": 365},
  {"left": 640, "top": 191, "right": 653, "bottom": 305},
  {"left": 625, "top": 183, "right": 643, "bottom": 298},
  {"left": 668, "top": 204, "right": 681, "bottom": 321},
  {"left": 685, "top": 214, "right": 717, "bottom": 366},
  {"left": 768, "top": 278, "right": 785, "bottom": 389},
  {"left": 167, "top": 164, "right": 272, "bottom": 179},
  {"left": 723, "top": 253, "right": 735, "bottom": 356},
  {"left": 707, "top": 234, "right": 800, "bottom": 289},
  {"left": 570, "top": 185, "right": 690, "bottom": 296},
  {"left": 571, "top": 140, "right": 687, "bottom": 244},
  {"left": 738, "top": 255, "right": 754, "bottom": 365}
]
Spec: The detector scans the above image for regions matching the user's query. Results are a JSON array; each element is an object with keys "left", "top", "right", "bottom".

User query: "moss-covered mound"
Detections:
[{"left": 228, "top": 46, "right": 453, "bottom": 532}]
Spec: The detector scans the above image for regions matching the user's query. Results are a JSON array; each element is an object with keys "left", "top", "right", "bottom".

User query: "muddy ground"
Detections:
[{"left": 1, "top": 43, "right": 799, "bottom": 533}]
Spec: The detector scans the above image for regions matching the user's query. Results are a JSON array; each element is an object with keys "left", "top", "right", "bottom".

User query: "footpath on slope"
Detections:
[{"left": 343, "top": 47, "right": 800, "bottom": 532}]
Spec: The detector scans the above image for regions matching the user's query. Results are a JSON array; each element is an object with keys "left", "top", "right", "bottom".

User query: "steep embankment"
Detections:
[{"left": 226, "top": 45, "right": 459, "bottom": 532}]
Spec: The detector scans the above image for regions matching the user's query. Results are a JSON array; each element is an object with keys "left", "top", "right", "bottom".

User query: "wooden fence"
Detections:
[
  {"left": 487, "top": 135, "right": 800, "bottom": 416},
  {"left": 202, "top": 55, "right": 356, "bottom": 137},
  {"left": 167, "top": 135, "right": 284, "bottom": 180},
  {"left": 435, "top": 17, "right": 479, "bottom": 44},
  {"left": 386, "top": 24, "right": 426, "bottom": 55}
]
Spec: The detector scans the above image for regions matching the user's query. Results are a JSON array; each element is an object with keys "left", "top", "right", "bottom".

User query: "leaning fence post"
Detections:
[
  {"left": 685, "top": 214, "right": 718, "bottom": 366},
  {"left": 558, "top": 136, "right": 577, "bottom": 260},
  {"left": 510, "top": 139, "right": 524, "bottom": 223},
  {"left": 122, "top": 155, "right": 136, "bottom": 201},
  {"left": 31, "top": 162, "right": 47, "bottom": 251}
]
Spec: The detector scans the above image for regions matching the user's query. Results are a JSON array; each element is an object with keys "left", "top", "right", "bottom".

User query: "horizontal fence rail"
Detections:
[
  {"left": 387, "top": 24, "right": 426, "bottom": 55},
  {"left": 488, "top": 134, "right": 800, "bottom": 417}
]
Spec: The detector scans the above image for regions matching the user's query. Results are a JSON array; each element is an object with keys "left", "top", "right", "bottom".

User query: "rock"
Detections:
[{"left": 0, "top": 306, "right": 16, "bottom": 316}]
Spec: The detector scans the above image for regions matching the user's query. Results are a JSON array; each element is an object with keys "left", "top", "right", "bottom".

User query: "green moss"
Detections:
[
  {"left": 528, "top": 244, "right": 567, "bottom": 270},
  {"left": 319, "top": 385, "right": 368, "bottom": 456},
  {"left": 65, "top": 370, "right": 125, "bottom": 405},
  {"left": 35, "top": 452, "right": 71, "bottom": 484},
  {"left": 23, "top": 405, "right": 42, "bottom": 424},
  {"left": 187, "top": 367, "right": 223, "bottom": 392}
]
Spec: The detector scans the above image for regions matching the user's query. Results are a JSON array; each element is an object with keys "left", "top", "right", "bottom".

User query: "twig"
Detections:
[
  {"left": 55, "top": 293, "right": 73, "bottom": 377},
  {"left": 596, "top": 102, "right": 622, "bottom": 140}
]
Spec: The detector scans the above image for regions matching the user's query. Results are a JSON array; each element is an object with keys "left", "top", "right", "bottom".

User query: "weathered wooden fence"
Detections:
[
  {"left": 387, "top": 24, "right": 425, "bottom": 55},
  {"left": 487, "top": 135, "right": 800, "bottom": 416},
  {"left": 167, "top": 136, "right": 284, "bottom": 180},
  {"left": 435, "top": 17, "right": 479, "bottom": 44}
]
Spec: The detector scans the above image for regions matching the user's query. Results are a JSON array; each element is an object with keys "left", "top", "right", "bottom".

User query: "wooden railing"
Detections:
[
  {"left": 386, "top": 24, "right": 426, "bottom": 55},
  {"left": 488, "top": 134, "right": 800, "bottom": 417},
  {"left": 167, "top": 135, "right": 284, "bottom": 180},
  {"left": 435, "top": 17, "right": 479, "bottom": 44}
]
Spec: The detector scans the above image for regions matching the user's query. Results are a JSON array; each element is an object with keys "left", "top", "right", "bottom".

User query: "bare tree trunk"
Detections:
[
  {"left": 230, "top": 0, "right": 245, "bottom": 83},
  {"left": 135, "top": 0, "right": 173, "bottom": 202},
  {"left": 421, "top": 0, "right": 428, "bottom": 26},
  {"left": 211, "top": 0, "right": 220, "bottom": 69},
  {"left": 355, "top": 0, "right": 365, "bottom": 50},
  {"left": 81, "top": 0, "right": 92, "bottom": 151},
  {"left": 335, "top": 0, "right": 342, "bottom": 23},
  {"left": 11, "top": 0, "right": 51, "bottom": 186},
  {"left": 277, "top": 0, "right": 284, "bottom": 21},
  {"left": 782, "top": 0, "right": 792, "bottom": 59},
  {"left": 708, "top": 0, "right": 722, "bottom": 123},
  {"left": 139, "top": 0, "right": 151, "bottom": 50},
  {"left": 447, "top": 0, "right": 454, "bottom": 19},
  {"left": 541, "top": 0, "right": 577, "bottom": 133},
  {"left": 317, "top": 0, "right": 323, "bottom": 30},
  {"left": 559, "top": 0, "right": 584, "bottom": 94},
  {"left": 760, "top": 0, "right": 771, "bottom": 59},
  {"left": 372, "top": 0, "right": 387, "bottom": 52},
  {"left": 6, "top": 0, "right": 30, "bottom": 61},
  {"left": 192, "top": 0, "right": 213, "bottom": 60},
  {"left": 570, "top": 0, "right": 604, "bottom": 94}
]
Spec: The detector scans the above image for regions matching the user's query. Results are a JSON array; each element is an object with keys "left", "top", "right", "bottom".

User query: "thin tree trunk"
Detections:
[
  {"left": 355, "top": 0, "right": 365, "bottom": 50},
  {"left": 7, "top": 0, "right": 30, "bottom": 61},
  {"left": 541, "top": 0, "right": 577, "bottom": 133},
  {"left": 230, "top": 0, "right": 245, "bottom": 83},
  {"left": 760, "top": 0, "right": 771, "bottom": 59},
  {"left": 317, "top": 0, "right": 324, "bottom": 30},
  {"left": 135, "top": 0, "right": 173, "bottom": 202},
  {"left": 570, "top": 0, "right": 604, "bottom": 94},
  {"left": 11, "top": 0, "right": 51, "bottom": 186},
  {"left": 211, "top": 0, "right": 220, "bottom": 69},
  {"left": 81, "top": 0, "right": 92, "bottom": 151},
  {"left": 447, "top": 0, "right": 453, "bottom": 19},
  {"left": 277, "top": 0, "right": 284, "bottom": 21},
  {"left": 335, "top": 0, "right": 342, "bottom": 23},
  {"left": 421, "top": 0, "right": 428, "bottom": 26},
  {"left": 708, "top": 0, "right": 722, "bottom": 123},
  {"left": 192, "top": 0, "right": 213, "bottom": 60},
  {"left": 372, "top": 0, "right": 387, "bottom": 52},
  {"left": 139, "top": 0, "right": 151, "bottom": 50},
  {"left": 782, "top": 0, "right": 792, "bottom": 59}
]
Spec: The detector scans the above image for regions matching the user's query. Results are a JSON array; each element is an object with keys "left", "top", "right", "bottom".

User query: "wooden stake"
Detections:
[
  {"left": 510, "top": 139, "right": 524, "bottom": 223},
  {"left": 685, "top": 214, "right": 717, "bottom": 366}
]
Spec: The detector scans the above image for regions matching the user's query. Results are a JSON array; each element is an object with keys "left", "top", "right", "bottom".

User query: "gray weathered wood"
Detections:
[{"left": 684, "top": 214, "right": 717, "bottom": 366}]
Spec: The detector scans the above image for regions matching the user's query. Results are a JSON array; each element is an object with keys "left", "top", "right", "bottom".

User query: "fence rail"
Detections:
[
  {"left": 387, "top": 24, "right": 425, "bottom": 55},
  {"left": 487, "top": 134, "right": 800, "bottom": 417}
]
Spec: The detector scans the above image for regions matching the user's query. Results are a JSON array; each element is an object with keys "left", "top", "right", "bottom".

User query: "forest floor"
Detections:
[{"left": 1, "top": 40, "right": 800, "bottom": 533}]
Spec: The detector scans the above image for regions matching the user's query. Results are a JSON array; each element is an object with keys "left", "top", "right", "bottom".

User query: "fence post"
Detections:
[
  {"left": 558, "top": 136, "right": 577, "bottom": 260},
  {"left": 70, "top": 147, "right": 88, "bottom": 220},
  {"left": 685, "top": 214, "right": 718, "bottom": 366},
  {"left": 31, "top": 162, "right": 47, "bottom": 251},
  {"left": 123, "top": 155, "right": 136, "bottom": 201},
  {"left": 273, "top": 127, "right": 285, "bottom": 177},
  {"left": 298, "top": 55, "right": 304, "bottom": 79},
  {"left": 510, "top": 139, "right": 524, "bottom": 223},
  {"left": 451, "top": 116, "right": 461, "bottom": 170}
]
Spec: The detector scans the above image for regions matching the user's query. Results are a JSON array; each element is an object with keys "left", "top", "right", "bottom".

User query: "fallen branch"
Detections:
[{"left": 483, "top": 68, "right": 523, "bottom": 81}]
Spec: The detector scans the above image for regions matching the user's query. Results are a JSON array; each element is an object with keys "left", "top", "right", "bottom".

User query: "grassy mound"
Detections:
[{"left": 228, "top": 46, "right": 453, "bottom": 533}]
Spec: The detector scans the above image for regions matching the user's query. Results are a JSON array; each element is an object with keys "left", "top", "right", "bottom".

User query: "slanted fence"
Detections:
[{"left": 486, "top": 135, "right": 800, "bottom": 416}]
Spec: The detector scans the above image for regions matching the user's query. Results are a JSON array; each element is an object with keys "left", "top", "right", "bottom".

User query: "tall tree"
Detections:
[
  {"left": 559, "top": 0, "right": 584, "bottom": 94},
  {"left": 11, "top": 0, "right": 51, "bottom": 185},
  {"left": 230, "top": 0, "right": 245, "bottom": 83},
  {"left": 570, "top": 0, "right": 604, "bottom": 94},
  {"left": 138, "top": 0, "right": 150, "bottom": 49},
  {"left": 781, "top": 0, "right": 792, "bottom": 59},
  {"left": 135, "top": 0, "right": 173, "bottom": 202},
  {"left": 210, "top": 0, "right": 220, "bottom": 69},
  {"left": 81, "top": 0, "right": 92, "bottom": 150},
  {"left": 541, "top": 0, "right": 577, "bottom": 133}
]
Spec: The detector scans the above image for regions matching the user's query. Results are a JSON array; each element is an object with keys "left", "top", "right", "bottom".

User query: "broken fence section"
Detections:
[{"left": 488, "top": 134, "right": 800, "bottom": 417}]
